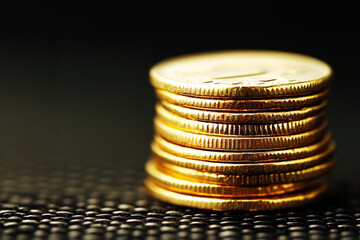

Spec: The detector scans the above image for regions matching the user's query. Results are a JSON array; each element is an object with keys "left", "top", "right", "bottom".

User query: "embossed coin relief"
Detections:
[
  {"left": 151, "top": 51, "right": 331, "bottom": 98},
  {"left": 158, "top": 55, "right": 328, "bottom": 86}
]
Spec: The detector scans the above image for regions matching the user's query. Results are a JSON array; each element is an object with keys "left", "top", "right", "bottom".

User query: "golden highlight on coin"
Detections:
[
  {"left": 150, "top": 50, "right": 332, "bottom": 98},
  {"left": 157, "top": 103, "right": 325, "bottom": 136},
  {"left": 161, "top": 100, "right": 326, "bottom": 123},
  {"left": 151, "top": 141, "right": 335, "bottom": 174},
  {"left": 147, "top": 159, "right": 325, "bottom": 197},
  {"left": 155, "top": 118, "right": 327, "bottom": 151},
  {"left": 146, "top": 50, "right": 336, "bottom": 211},
  {"left": 156, "top": 158, "right": 335, "bottom": 186},
  {"left": 156, "top": 89, "right": 328, "bottom": 111},
  {"left": 154, "top": 134, "right": 331, "bottom": 162},
  {"left": 146, "top": 179, "right": 328, "bottom": 211}
]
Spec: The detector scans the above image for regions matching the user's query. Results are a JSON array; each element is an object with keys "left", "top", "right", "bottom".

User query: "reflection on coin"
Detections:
[
  {"left": 146, "top": 178, "right": 327, "bottom": 211},
  {"left": 156, "top": 89, "right": 328, "bottom": 111},
  {"left": 157, "top": 103, "right": 325, "bottom": 136},
  {"left": 150, "top": 51, "right": 332, "bottom": 98},
  {"left": 154, "top": 134, "right": 332, "bottom": 162},
  {"left": 161, "top": 101, "right": 326, "bottom": 123},
  {"left": 146, "top": 159, "right": 325, "bottom": 197},
  {"left": 151, "top": 141, "right": 335, "bottom": 174},
  {"left": 155, "top": 118, "right": 327, "bottom": 151},
  {"left": 156, "top": 158, "right": 335, "bottom": 186}
]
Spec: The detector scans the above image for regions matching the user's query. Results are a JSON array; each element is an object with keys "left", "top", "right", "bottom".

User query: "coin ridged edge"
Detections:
[
  {"left": 151, "top": 79, "right": 331, "bottom": 99},
  {"left": 156, "top": 89, "right": 329, "bottom": 111},
  {"left": 157, "top": 103, "right": 325, "bottom": 136},
  {"left": 154, "top": 134, "right": 332, "bottom": 162},
  {"left": 146, "top": 159, "right": 324, "bottom": 197},
  {"left": 155, "top": 118, "right": 327, "bottom": 151},
  {"left": 161, "top": 100, "right": 327, "bottom": 123},
  {"left": 151, "top": 141, "right": 335, "bottom": 174},
  {"left": 156, "top": 158, "right": 335, "bottom": 186},
  {"left": 145, "top": 178, "right": 328, "bottom": 211}
]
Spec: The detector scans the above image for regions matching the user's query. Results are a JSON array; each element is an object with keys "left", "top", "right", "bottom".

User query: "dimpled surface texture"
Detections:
[{"left": 0, "top": 161, "right": 358, "bottom": 240}]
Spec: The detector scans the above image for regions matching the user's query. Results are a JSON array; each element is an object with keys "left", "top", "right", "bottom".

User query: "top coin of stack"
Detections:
[{"left": 146, "top": 50, "right": 335, "bottom": 211}]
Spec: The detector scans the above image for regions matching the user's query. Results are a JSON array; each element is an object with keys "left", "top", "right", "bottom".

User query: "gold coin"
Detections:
[
  {"left": 146, "top": 159, "right": 324, "bottom": 197},
  {"left": 156, "top": 158, "right": 335, "bottom": 186},
  {"left": 151, "top": 141, "right": 335, "bottom": 174},
  {"left": 156, "top": 89, "right": 329, "bottom": 111},
  {"left": 154, "top": 134, "right": 332, "bottom": 162},
  {"left": 145, "top": 179, "right": 328, "bottom": 211},
  {"left": 156, "top": 103, "right": 325, "bottom": 136},
  {"left": 161, "top": 100, "right": 326, "bottom": 123},
  {"left": 154, "top": 118, "right": 327, "bottom": 151},
  {"left": 150, "top": 50, "right": 332, "bottom": 99}
]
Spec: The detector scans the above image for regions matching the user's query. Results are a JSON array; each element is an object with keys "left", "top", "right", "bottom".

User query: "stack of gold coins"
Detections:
[{"left": 145, "top": 50, "right": 335, "bottom": 211}]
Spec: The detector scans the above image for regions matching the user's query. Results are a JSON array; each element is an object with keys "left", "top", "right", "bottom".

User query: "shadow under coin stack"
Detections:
[{"left": 146, "top": 50, "right": 335, "bottom": 211}]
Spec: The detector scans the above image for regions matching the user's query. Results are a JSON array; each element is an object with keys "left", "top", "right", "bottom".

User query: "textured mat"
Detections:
[{"left": 0, "top": 161, "right": 358, "bottom": 240}]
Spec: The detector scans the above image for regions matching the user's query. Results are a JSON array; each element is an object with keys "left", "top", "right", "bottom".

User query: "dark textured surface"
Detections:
[{"left": 0, "top": 161, "right": 359, "bottom": 240}]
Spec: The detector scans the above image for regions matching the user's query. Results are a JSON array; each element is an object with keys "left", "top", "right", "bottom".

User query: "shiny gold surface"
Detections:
[
  {"left": 146, "top": 179, "right": 328, "bottom": 211},
  {"left": 154, "top": 134, "right": 332, "bottom": 162},
  {"left": 161, "top": 100, "right": 326, "bottom": 123},
  {"left": 151, "top": 141, "right": 335, "bottom": 174},
  {"left": 154, "top": 134, "right": 331, "bottom": 162},
  {"left": 146, "top": 159, "right": 325, "bottom": 197},
  {"left": 157, "top": 103, "right": 325, "bottom": 136},
  {"left": 150, "top": 50, "right": 332, "bottom": 98},
  {"left": 155, "top": 118, "right": 327, "bottom": 151},
  {"left": 156, "top": 158, "right": 335, "bottom": 186},
  {"left": 156, "top": 89, "right": 328, "bottom": 111}
]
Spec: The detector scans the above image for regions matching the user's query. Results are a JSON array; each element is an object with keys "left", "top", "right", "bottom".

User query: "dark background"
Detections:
[{"left": 0, "top": 4, "right": 359, "bottom": 181}]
